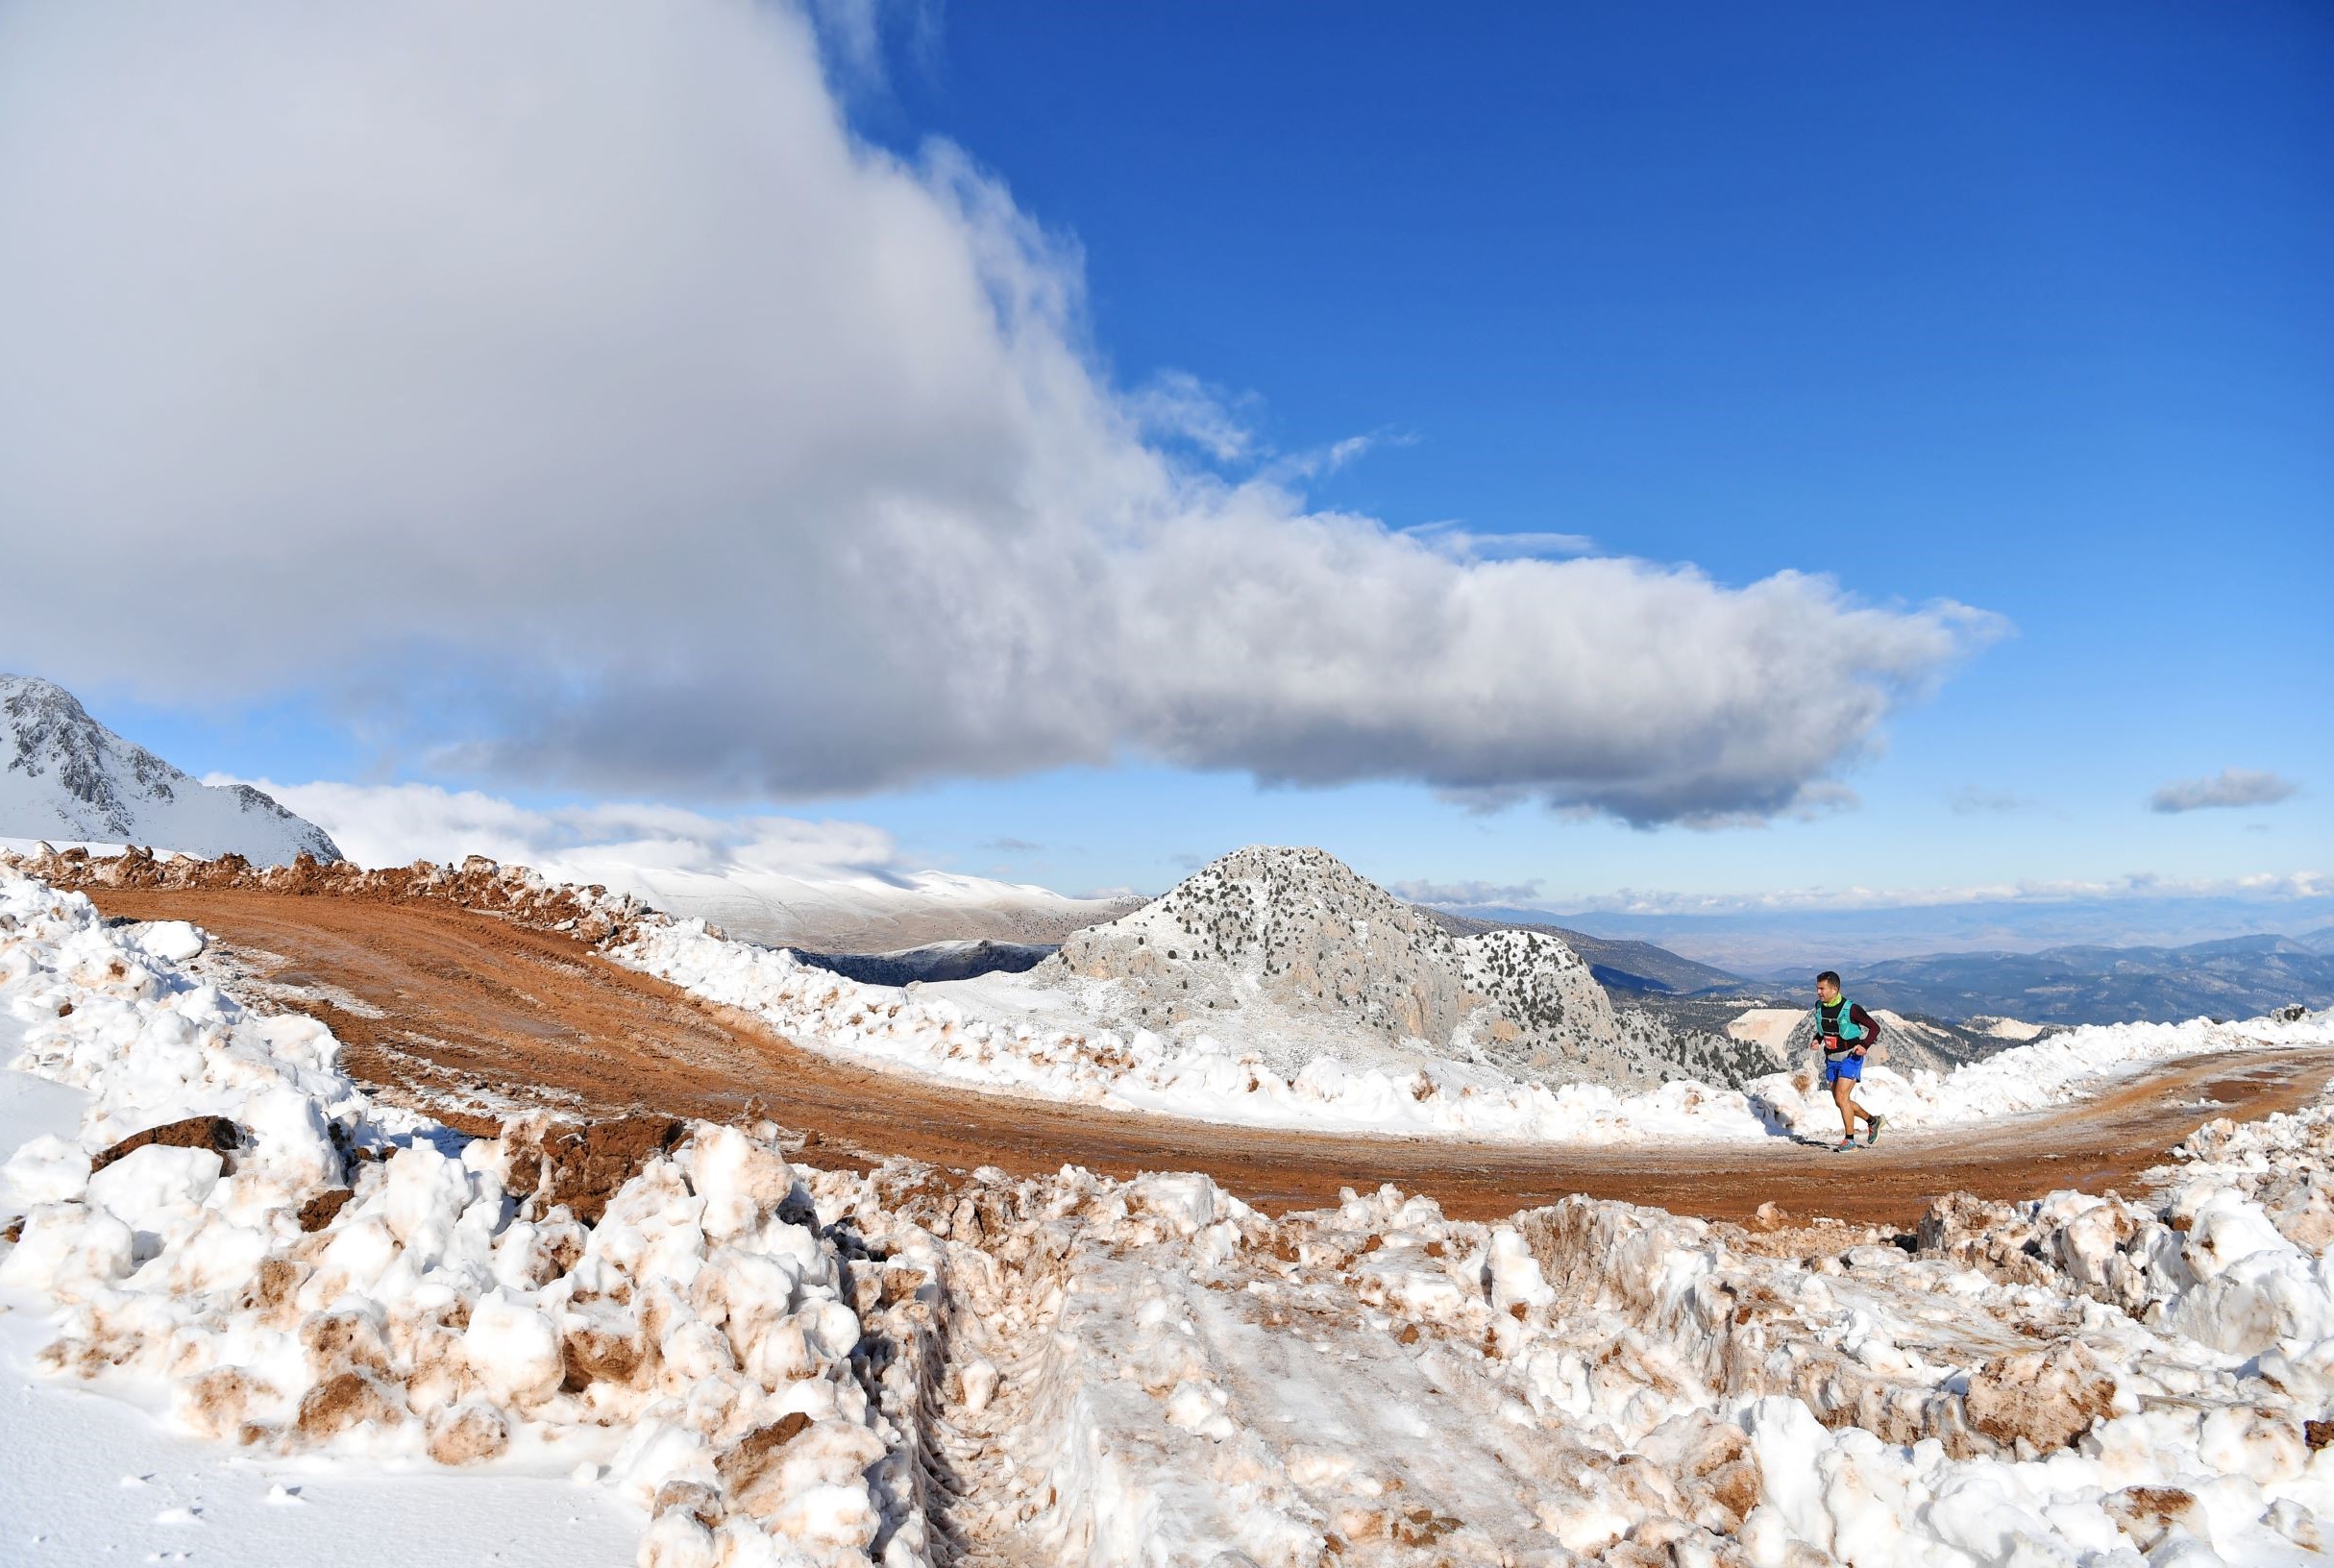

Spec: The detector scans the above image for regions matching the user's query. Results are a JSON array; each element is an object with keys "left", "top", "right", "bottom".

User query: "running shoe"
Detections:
[
  {"left": 1832, "top": 1139, "right": 1856, "bottom": 1153},
  {"left": 1866, "top": 1115, "right": 1886, "bottom": 1147}
]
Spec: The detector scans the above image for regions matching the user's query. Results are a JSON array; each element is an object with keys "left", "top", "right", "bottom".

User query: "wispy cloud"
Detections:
[
  {"left": 800, "top": 0, "right": 943, "bottom": 96},
  {"left": 1402, "top": 521, "right": 1598, "bottom": 561},
  {"left": 2150, "top": 769, "right": 2299, "bottom": 813},
  {"left": 1556, "top": 870, "right": 2330, "bottom": 917},
  {"left": 1260, "top": 429, "right": 1411, "bottom": 484},
  {"left": 981, "top": 836, "right": 1043, "bottom": 853},
  {"left": 1124, "top": 371, "right": 1260, "bottom": 464},
  {"left": 1388, "top": 877, "right": 1544, "bottom": 907},
  {"left": 229, "top": 777, "right": 915, "bottom": 883},
  {"left": 1950, "top": 786, "right": 2028, "bottom": 815}
]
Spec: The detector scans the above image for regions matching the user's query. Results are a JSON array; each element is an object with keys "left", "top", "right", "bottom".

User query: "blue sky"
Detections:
[{"left": 7, "top": 1, "right": 2328, "bottom": 929}]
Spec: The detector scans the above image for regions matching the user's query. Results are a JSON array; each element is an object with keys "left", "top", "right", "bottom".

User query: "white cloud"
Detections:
[
  {"left": 1950, "top": 786, "right": 2028, "bottom": 815},
  {"left": 1551, "top": 870, "right": 2331, "bottom": 917},
  {"left": 1403, "top": 521, "right": 1600, "bottom": 561},
  {"left": 2149, "top": 769, "right": 2300, "bottom": 814},
  {"left": 246, "top": 778, "right": 911, "bottom": 882},
  {"left": 1262, "top": 430, "right": 1401, "bottom": 484},
  {"left": 0, "top": 0, "right": 1997, "bottom": 826},
  {"left": 1123, "top": 371, "right": 1260, "bottom": 464},
  {"left": 1387, "top": 878, "right": 1545, "bottom": 907}
]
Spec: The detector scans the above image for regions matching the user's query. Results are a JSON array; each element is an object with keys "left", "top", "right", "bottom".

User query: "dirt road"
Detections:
[{"left": 87, "top": 886, "right": 2334, "bottom": 1229}]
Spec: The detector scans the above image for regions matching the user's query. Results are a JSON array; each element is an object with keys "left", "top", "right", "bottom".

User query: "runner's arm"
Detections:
[{"left": 1849, "top": 1004, "right": 1881, "bottom": 1051}]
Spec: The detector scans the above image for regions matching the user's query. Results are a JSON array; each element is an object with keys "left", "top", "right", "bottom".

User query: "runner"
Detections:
[{"left": 1813, "top": 970, "right": 1884, "bottom": 1152}]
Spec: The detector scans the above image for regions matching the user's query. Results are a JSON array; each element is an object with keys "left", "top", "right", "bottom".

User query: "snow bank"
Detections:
[
  {"left": 848, "top": 1132, "right": 2334, "bottom": 1565},
  {"left": 1752, "top": 1006, "right": 2334, "bottom": 1141},
  {"left": 621, "top": 915, "right": 2334, "bottom": 1146},
  {"left": 14, "top": 858, "right": 2334, "bottom": 1566},
  {"left": 0, "top": 869, "right": 937, "bottom": 1567}
]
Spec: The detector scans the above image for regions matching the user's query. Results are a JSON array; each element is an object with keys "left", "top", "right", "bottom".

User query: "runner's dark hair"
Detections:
[{"left": 1816, "top": 969, "right": 1841, "bottom": 989}]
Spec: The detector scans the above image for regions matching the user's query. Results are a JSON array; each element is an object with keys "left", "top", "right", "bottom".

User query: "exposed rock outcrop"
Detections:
[{"left": 1037, "top": 845, "right": 1678, "bottom": 1088}]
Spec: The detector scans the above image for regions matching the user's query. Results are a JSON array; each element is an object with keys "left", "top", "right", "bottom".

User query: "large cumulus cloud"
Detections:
[{"left": 0, "top": 0, "right": 1996, "bottom": 824}]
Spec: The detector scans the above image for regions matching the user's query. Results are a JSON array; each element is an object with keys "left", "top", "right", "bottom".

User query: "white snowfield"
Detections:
[
  {"left": 531, "top": 854, "right": 1136, "bottom": 953},
  {"left": 620, "top": 916, "right": 2334, "bottom": 1147},
  {"left": 10, "top": 863, "right": 2334, "bottom": 1566}
]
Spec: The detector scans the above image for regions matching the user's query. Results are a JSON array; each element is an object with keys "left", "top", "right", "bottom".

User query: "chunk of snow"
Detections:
[{"left": 86, "top": 1143, "right": 221, "bottom": 1231}]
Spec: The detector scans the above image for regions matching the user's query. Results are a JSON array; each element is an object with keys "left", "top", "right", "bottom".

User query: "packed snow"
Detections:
[
  {"left": 0, "top": 868, "right": 939, "bottom": 1565},
  {"left": 620, "top": 913, "right": 2334, "bottom": 1147},
  {"left": 11, "top": 861, "right": 2334, "bottom": 1566}
]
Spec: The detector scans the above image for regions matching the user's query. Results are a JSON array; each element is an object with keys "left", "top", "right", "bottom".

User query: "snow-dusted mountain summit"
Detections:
[
  {"left": 1034, "top": 845, "right": 1693, "bottom": 1088},
  {"left": 0, "top": 674, "right": 341, "bottom": 865}
]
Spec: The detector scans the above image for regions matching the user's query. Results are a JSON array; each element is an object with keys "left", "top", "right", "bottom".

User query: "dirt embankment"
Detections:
[{"left": 37, "top": 857, "right": 2333, "bottom": 1229}]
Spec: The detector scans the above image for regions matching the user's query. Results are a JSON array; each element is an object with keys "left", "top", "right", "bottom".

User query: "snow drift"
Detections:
[{"left": 11, "top": 859, "right": 2334, "bottom": 1564}]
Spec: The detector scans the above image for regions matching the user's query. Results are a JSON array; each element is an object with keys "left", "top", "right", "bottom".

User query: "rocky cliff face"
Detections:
[
  {"left": 0, "top": 674, "right": 342, "bottom": 865},
  {"left": 1037, "top": 845, "right": 1681, "bottom": 1089}
]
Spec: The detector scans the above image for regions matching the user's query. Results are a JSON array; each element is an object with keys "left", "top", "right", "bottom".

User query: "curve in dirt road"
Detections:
[{"left": 85, "top": 886, "right": 2334, "bottom": 1228}]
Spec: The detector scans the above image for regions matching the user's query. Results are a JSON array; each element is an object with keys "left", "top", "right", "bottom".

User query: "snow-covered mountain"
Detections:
[
  {"left": 1034, "top": 845, "right": 1691, "bottom": 1088},
  {"left": 0, "top": 674, "right": 341, "bottom": 865}
]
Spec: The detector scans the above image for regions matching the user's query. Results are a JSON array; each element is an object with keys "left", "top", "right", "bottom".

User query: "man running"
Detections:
[{"left": 1812, "top": 970, "right": 1884, "bottom": 1152}]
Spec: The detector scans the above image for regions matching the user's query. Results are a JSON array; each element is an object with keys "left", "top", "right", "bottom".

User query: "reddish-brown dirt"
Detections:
[
  {"left": 86, "top": 887, "right": 2334, "bottom": 1228},
  {"left": 89, "top": 1113, "right": 245, "bottom": 1175}
]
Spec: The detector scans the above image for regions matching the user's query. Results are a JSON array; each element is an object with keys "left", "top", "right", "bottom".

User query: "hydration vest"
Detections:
[{"left": 1817, "top": 996, "right": 1865, "bottom": 1050}]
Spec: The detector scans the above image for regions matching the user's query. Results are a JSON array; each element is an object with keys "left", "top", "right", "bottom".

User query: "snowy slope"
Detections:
[
  {"left": 12, "top": 865, "right": 2334, "bottom": 1566},
  {"left": 620, "top": 901, "right": 2334, "bottom": 1145},
  {"left": 0, "top": 869, "right": 940, "bottom": 1564},
  {"left": 0, "top": 675, "right": 341, "bottom": 865}
]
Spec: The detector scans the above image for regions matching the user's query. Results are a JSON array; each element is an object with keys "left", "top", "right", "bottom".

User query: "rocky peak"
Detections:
[
  {"left": 1040, "top": 845, "right": 1661, "bottom": 1087},
  {"left": 0, "top": 674, "right": 343, "bottom": 864}
]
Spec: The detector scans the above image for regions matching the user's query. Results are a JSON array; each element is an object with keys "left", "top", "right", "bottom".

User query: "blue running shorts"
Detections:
[{"left": 1824, "top": 1054, "right": 1864, "bottom": 1084}]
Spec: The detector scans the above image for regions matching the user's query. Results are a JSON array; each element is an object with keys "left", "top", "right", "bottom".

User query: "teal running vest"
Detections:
[{"left": 1817, "top": 996, "right": 1864, "bottom": 1045}]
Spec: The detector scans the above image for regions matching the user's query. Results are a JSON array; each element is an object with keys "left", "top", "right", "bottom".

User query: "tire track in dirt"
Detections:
[{"left": 87, "top": 887, "right": 2334, "bottom": 1228}]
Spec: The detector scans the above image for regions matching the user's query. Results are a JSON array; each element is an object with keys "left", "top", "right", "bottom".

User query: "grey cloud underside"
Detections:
[
  {"left": 0, "top": 0, "right": 1996, "bottom": 823},
  {"left": 2149, "top": 769, "right": 2300, "bottom": 814}
]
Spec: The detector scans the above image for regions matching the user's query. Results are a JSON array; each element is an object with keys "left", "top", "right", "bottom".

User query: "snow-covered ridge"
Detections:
[
  {"left": 0, "top": 674, "right": 343, "bottom": 865},
  {"left": 12, "top": 841, "right": 2329, "bottom": 1149},
  {"left": 12, "top": 863, "right": 2334, "bottom": 1562},
  {"left": 621, "top": 909, "right": 2334, "bottom": 1145}
]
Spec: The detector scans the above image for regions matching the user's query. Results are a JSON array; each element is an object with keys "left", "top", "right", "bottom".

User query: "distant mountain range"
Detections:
[
  {"left": 0, "top": 674, "right": 342, "bottom": 866},
  {"left": 795, "top": 939, "right": 1057, "bottom": 987},
  {"left": 1441, "top": 897, "right": 2334, "bottom": 973},
  {"left": 1833, "top": 934, "right": 2334, "bottom": 1026},
  {"left": 1416, "top": 903, "right": 2334, "bottom": 1029}
]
